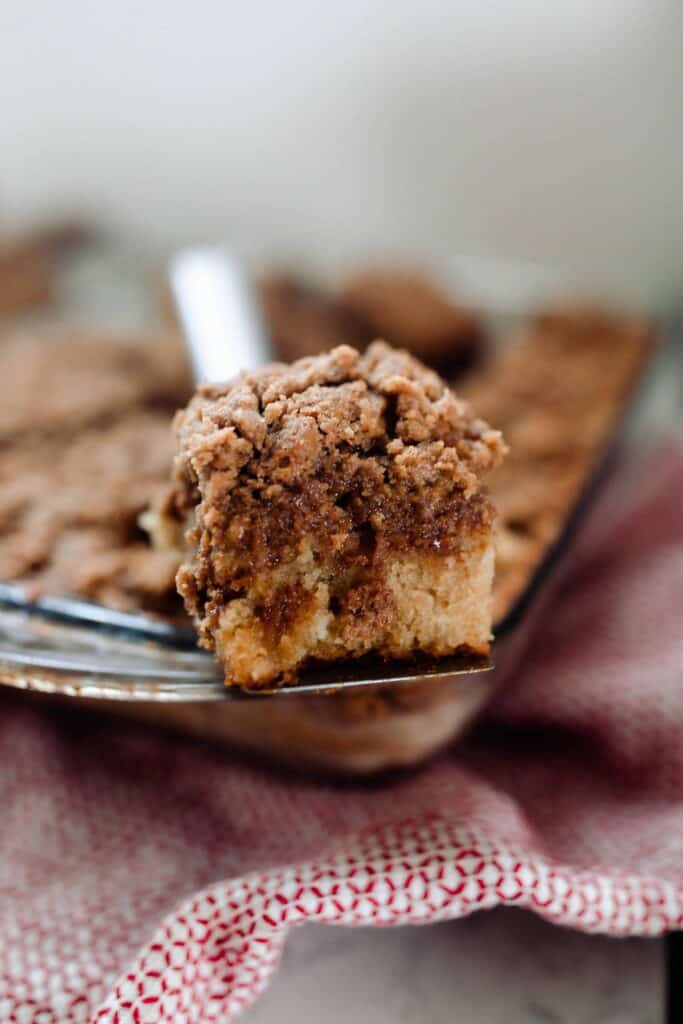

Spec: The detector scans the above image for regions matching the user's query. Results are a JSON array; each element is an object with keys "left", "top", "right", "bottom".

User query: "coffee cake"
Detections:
[{"left": 167, "top": 342, "right": 505, "bottom": 688}]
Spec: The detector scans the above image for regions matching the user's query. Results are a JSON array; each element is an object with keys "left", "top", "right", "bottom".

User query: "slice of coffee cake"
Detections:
[{"left": 168, "top": 342, "right": 505, "bottom": 688}]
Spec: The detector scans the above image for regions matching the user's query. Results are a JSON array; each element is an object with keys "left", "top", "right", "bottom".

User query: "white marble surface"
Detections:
[{"left": 244, "top": 909, "right": 661, "bottom": 1023}]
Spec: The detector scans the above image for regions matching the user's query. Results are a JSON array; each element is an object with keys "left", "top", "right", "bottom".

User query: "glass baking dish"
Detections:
[{"left": 0, "top": 250, "right": 670, "bottom": 773}]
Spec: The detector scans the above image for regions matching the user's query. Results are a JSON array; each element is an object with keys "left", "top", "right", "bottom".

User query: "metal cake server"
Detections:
[{"left": 0, "top": 247, "right": 492, "bottom": 701}]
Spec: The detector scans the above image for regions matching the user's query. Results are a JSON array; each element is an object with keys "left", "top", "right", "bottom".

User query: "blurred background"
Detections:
[{"left": 1, "top": 0, "right": 682, "bottom": 309}]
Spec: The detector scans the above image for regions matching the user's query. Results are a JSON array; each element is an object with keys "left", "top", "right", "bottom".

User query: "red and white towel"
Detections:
[{"left": 1, "top": 441, "right": 682, "bottom": 1023}]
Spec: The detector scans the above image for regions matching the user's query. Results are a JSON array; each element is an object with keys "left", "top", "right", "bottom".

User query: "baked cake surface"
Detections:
[
  {"left": 256, "top": 269, "right": 484, "bottom": 375},
  {"left": 0, "top": 330, "right": 190, "bottom": 610},
  {"left": 341, "top": 269, "right": 483, "bottom": 372},
  {"left": 259, "top": 274, "right": 370, "bottom": 363},
  {"left": 168, "top": 341, "right": 505, "bottom": 687},
  {"left": 459, "top": 308, "right": 652, "bottom": 621}
]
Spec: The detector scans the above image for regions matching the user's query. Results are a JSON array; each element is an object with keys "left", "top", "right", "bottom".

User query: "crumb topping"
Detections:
[
  {"left": 177, "top": 341, "right": 503, "bottom": 493},
  {"left": 172, "top": 342, "right": 505, "bottom": 649},
  {"left": 259, "top": 274, "right": 370, "bottom": 363},
  {"left": 341, "top": 269, "right": 483, "bottom": 370},
  {"left": 0, "top": 331, "right": 191, "bottom": 610}
]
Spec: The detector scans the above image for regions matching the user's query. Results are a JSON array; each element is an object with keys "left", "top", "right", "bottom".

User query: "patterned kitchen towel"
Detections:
[{"left": 1, "top": 441, "right": 682, "bottom": 1024}]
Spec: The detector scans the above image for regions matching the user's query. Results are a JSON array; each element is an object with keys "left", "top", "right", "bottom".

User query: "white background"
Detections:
[{"left": 1, "top": 1, "right": 682, "bottom": 307}]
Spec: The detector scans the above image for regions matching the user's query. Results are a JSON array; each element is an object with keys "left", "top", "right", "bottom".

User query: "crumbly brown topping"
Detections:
[
  {"left": 172, "top": 341, "right": 504, "bottom": 647},
  {"left": 458, "top": 307, "right": 653, "bottom": 622},
  {"left": 341, "top": 269, "right": 483, "bottom": 371},
  {"left": 0, "top": 331, "right": 191, "bottom": 610},
  {"left": 0, "top": 331, "right": 189, "bottom": 441},
  {"left": 258, "top": 270, "right": 485, "bottom": 375},
  {"left": 259, "top": 274, "right": 371, "bottom": 363},
  {"left": 0, "top": 222, "right": 91, "bottom": 318}
]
